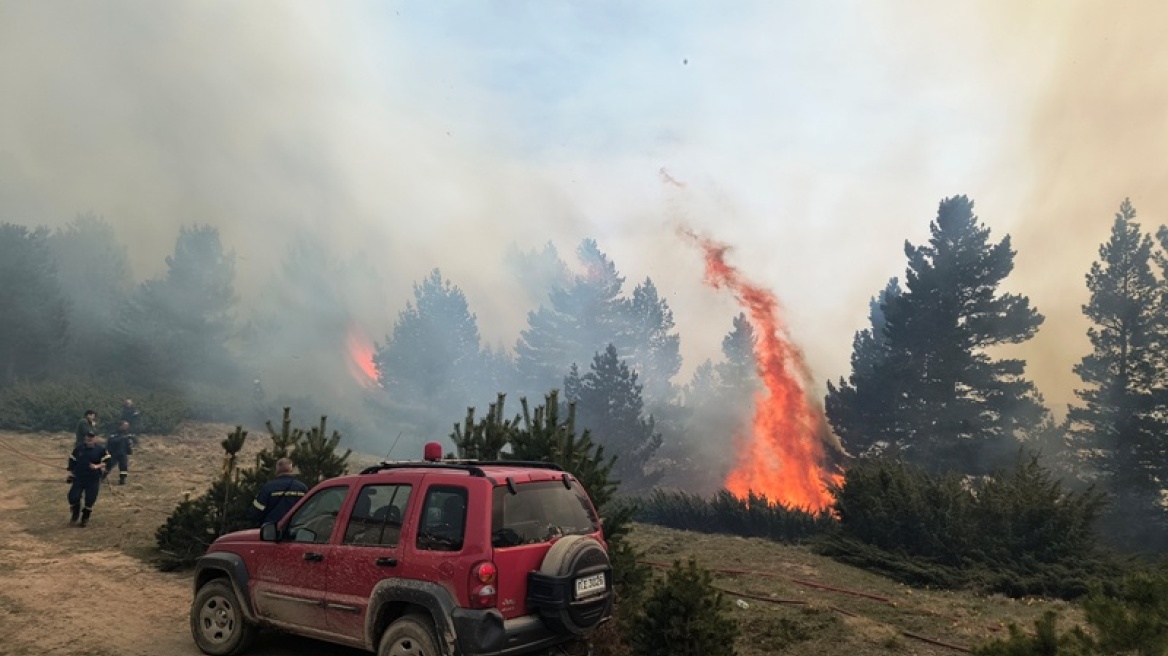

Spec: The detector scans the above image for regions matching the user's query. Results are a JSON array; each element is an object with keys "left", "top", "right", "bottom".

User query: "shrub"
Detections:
[
  {"left": 819, "top": 456, "right": 1117, "bottom": 599},
  {"left": 625, "top": 559, "right": 738, "bottom": 656},
  {"left": 0, "top": 380, "right": 187, "bottom": 434},
  {"left": 634, "top": 489, "right": 833, "bottom": 543}
]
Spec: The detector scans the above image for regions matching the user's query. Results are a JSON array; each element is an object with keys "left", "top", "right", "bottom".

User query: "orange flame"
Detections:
[
  {"left": 689, "top": 232, "right": 842, "bottom": 512},
  {"left": 345, "top": 326, "right": 379, "bottom": 387}
]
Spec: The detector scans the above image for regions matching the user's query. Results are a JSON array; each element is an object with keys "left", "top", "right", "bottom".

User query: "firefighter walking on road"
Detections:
[
  {"left": 104, "top": 420, "right": 134, "bottom": 486},
  {"left": 68, "top": 430, "right": 110, "bottom": 527}
]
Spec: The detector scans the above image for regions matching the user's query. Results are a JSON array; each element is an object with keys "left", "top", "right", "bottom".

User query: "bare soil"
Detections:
[{"left": 0, "top": 424, "right": 1081, "bottom": 656}]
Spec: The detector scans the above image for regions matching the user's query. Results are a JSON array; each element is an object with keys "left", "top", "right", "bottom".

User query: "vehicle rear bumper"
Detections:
[{"left": 452, "top": 609, "right": 570, "bottom": 656}]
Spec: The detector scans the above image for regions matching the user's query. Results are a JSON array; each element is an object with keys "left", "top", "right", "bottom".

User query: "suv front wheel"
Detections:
[
  {"left": 378, "top": 613, "right": 441, "bottom": 656},
  {"left": 191, "top": 579, "right": 256, "bottom": 656}
]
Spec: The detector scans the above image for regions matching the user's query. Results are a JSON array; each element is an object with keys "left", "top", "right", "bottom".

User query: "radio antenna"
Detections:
[{"left": 384, "top": 431, "right": 404, "bottom": 460}]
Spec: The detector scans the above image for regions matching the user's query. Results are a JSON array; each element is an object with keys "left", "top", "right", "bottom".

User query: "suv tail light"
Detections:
[{"left": 468, "top": 561, "right": 498, "bottom": 609}]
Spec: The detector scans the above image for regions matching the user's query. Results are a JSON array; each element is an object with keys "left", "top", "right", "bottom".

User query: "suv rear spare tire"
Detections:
[{"left": 527, "top": 535, "right": 613, "bottom": 635}]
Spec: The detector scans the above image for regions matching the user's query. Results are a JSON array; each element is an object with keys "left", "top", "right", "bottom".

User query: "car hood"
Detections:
[{"left": 213, "top": 528, "right": 261, "bottom": 543}]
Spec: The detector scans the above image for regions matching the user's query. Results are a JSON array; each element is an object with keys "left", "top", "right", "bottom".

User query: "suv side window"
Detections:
[
  {"left": 343, "top": 484, "right": 411, "bottom": 547},
  {"left": 416, "top": 486, "right": 467, "bottom": 552},
  {"left": 285, "top": 485, "right": 349, "bottom": 544}
]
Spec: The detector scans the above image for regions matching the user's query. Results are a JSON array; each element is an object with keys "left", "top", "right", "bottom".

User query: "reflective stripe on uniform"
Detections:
[
  {"left": 271, "top": 490, "right": 305, "bottom": 498},
  {"left": 253, "top": 500, "right": 266, "bottom": 510}
]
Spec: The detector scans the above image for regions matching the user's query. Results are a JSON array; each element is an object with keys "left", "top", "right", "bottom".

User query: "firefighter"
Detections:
[
  {"left": 104, "top": 420, "right": 134, "bottom": 486},
  {"left": 120, "top": 398, "right": 141, "bottom": 432},
  {"left": 249, "top": 458, "right": 308, "bottom": 526},
  {"left": 74, "top": 409, "right": 97, "bottom": 448},
  {"left": 67, "top": 430, "right": 110, "bottom": 527}
]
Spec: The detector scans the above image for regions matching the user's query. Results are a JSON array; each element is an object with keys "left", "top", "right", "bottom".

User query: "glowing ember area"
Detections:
[
  {"left": 689, "top": 232, "right": 842, "bottom": 511},
  {"left": 345, "top": 326, "right": 379, "bottom": 387}
]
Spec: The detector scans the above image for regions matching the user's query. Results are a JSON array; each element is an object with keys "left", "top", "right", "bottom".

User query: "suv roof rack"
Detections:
[{"left": 359, "top": 460, "right": 564, "bottom": 476}]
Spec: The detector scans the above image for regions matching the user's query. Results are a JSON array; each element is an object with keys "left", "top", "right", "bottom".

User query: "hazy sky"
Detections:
[{"left": 1, "top": 1, "right": 1165, "bottom": 414}]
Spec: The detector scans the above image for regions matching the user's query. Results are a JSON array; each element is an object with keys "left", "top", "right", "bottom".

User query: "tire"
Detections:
[
  {"left": 190, "top": 579, "right": 257, "bottom": 656},
  {"left": 378, "top": 613, "right": 442, "bottom": 656},
  {"left": 535, "top": 535, "right": 612, "bottom": 635}
]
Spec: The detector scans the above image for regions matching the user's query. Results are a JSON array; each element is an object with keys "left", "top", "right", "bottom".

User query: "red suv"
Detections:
[{"left": 190, "top": 444, "right": 613, "bottom": 656}]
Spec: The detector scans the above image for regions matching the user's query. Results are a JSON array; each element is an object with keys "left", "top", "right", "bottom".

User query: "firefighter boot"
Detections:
[
  {"left": 118, "top": 473, "right": 126, "bottom": 486},
  {"left": 69, "top": 504, "right": 80, "bottom": 524},
  {"left": 79, "top": 508, "right": 91, "bottom": 528}
]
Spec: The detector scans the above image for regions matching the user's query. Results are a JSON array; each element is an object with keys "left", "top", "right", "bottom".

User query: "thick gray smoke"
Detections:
[{"left": 4, "top": 1, "right": 1165, "bottom": 452}]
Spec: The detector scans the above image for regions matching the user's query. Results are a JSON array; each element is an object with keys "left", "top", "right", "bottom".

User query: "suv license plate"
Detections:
[{"left": 575, "top": 573, "right": 606, "bottom": 598}]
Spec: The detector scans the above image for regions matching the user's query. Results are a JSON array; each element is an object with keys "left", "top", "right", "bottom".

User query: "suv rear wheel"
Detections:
[
  {"left": 190, "top": 579, "right": 256, "bottom": 656},
  {"left": 378, "top": 613, "right": 441, "bottom": 656}
]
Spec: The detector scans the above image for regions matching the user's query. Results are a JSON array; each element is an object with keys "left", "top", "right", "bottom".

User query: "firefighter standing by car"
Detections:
[
  {"left": 249, "top": 458, "right": 308, "bottom": 525},
  {"left": 67, "top": 430, "right": 110, "bottom": 527},
  {"left": 104, "top": 420, "right": 135, "bottom": 486}
]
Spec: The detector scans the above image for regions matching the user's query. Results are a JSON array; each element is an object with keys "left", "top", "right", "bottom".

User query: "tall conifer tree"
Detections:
[
  {"left": 515, "top": 239, "right": 628, "bottom": 396},
  {"left": 570, "top": 344, "right": 663, "bottom": 492},
  {"left": 1070, "top": 199, "right": 1164, "bottom": 492},
  {"left": 826, "top": 196, "right": 1046, "bottom": 474},
  {"left": 825, "top": 278, "right": 902, "bottom": 458}
]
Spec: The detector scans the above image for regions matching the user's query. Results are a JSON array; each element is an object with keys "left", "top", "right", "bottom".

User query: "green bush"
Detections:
[
  {"left": 0, "top": 380, "right": 186, "bottom": 434},
  {"left": 626, "top": 559, "right": 738, "bottom": 656},
  {"left": 634, "top": 489, "right": 834, "bottom": 543},
  {"left": 1082, "top": 565, "right": 1168, "bottom": 655},
  {"left": 818, "top": 456, "right": 1118, "bottom": 599}
]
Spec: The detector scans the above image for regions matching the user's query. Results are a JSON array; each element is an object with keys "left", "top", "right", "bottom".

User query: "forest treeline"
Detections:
[{"left": 2, "top": 195, "right": 1167, "bottom": 550}]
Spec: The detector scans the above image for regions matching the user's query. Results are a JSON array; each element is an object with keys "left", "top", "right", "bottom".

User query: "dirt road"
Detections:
[{"left": 0, "top": 427, "right": 365, "bottom": 656}]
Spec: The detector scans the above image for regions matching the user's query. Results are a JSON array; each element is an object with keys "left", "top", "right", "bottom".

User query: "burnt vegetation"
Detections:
[{"left": 3, "top": 195, "right": 1168, "bottom": 652}]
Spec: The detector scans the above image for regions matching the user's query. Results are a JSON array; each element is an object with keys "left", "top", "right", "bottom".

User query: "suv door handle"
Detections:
[
  {"left": 304, "top": 552, "right": 324, "bottom": 562},
  {"left": 375, "top": 557, "right": 398, "bottom": 567}
]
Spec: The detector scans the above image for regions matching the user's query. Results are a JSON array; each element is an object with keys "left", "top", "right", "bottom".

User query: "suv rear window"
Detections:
[{"left": 491, "top": 480, "right": 600, "bottom": 547}]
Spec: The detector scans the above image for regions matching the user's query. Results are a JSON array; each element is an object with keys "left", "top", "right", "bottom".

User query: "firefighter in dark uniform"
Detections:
[
  {"left": 104, "top": 420, "right": 134, "bottom": 486},
  {"left": 249, "top": 458, "right": 308, "bottom": 525},
  {"left": 75, "top": 409, "right": 97, "bottom": 448},
  {"left": 120, "top": 398, "right": 141, "bottom": 432},
  {"left": 67, "top": 430, "right": 110, "bottom": 527}
]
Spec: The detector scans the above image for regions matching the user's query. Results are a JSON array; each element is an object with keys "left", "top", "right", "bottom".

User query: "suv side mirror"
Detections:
[{"left": 260, "top": 522, "right": 280, "bottom": 542}]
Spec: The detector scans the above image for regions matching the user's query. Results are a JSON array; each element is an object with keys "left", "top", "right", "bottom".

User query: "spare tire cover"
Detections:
[{"left": 536, "top": 535, "right": 612, "bottom": 635}]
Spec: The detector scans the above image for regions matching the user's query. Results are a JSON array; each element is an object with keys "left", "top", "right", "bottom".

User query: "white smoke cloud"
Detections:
[{"left": 2, "top": 1, "right": 1163, "bottom": 422}]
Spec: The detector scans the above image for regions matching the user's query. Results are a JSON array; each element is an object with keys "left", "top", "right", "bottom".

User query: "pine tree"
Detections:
[
  {"left": 450, "top": 393, "right": 519, "bottom": 460},
  {"left": 46, "top": 214, "right": 133, "bottom": 378},
  {"left": 626, "top": 559, "right": 739, "bottom": 656},
  {"left": 292, "top": 415, "right": 351, "bottom": 487},
  {"left": 515, "top": 239, "right": 629, "bottom": 397},
  {"left": 624, "top": 277, "right": 682, "bottom": 407},
  {"left": 1070, "top": 199, "right": 1165, "bottom": 493},
  {"left": 831, "top": 196, "right": 1047, "bottom": 474},
  {"left": 572, "top": 344, "right": 663, "bottom": 493},
  {"left": 715, "top": 313, "right": 759, "bottom": 402},
  {"left": 156, "top": 425, "right": 255, "bottom": 569},
  {"left": 122, "top": 224, "right": 238, "bottom": 387},
  {"left": 0, "top": 224, "right": 67, "bottom": 385},
  {"left": 374, "top": 269, "right": 485, "bottom": 438},
  {"left": 825, "top": 278, "right": 902, "bottom": 458}
]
